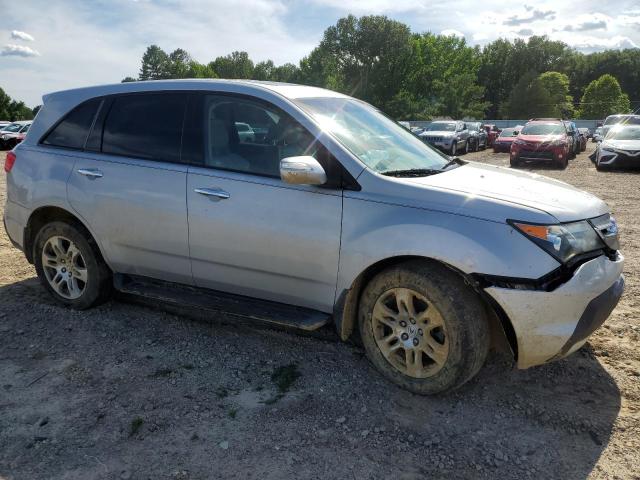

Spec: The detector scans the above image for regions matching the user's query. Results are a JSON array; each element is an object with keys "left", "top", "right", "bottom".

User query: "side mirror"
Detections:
[{"left": 280, "top": 156, "right": 327, "bottom": 186}]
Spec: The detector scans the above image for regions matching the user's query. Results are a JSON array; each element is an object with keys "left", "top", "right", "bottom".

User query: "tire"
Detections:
[
  {"left": 449, "top": 142, "right": 457, "bottom": 156},
  {"left": 463, "top": 140, "right": 470, "bottom": 154},
  {"left": 34, "top": 221, "right": 112, "bottom": 309},
  {"left": 556, "top": 155, "right": 568, "bottom": 169},
  {"left": 510, "top": 157, "right": 520, "bottom": 168},
  {"left": 358, "top": 260, "right": 490, "bottom": 395},
  {"left": 472, "top": 139, "right": 479, "bottom": 152}
]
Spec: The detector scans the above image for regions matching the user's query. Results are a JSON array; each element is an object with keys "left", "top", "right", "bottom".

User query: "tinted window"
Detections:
[
  {"left": 102, "top": 93, "right": 186, "bottom": 163},
  {"left": 43, "top": 99, "right": 100, "bottom": 149},
  {"left": 203, "top": 94, "right": 319, "bottom": 178}
]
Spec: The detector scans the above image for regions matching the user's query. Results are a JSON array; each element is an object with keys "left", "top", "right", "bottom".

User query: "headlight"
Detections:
[
  {"left": 513, "top": 139, "right": 526, "bottom": 145},
  {"left": 551, "top": 140, "right": 567, "bottom": 147},
  {"left": 511, "top": 220, "right": 605, "bottom": 263}
]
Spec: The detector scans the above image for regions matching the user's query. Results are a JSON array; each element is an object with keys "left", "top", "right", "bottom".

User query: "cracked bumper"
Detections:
[{"left": 485, "top": 254, "right": 624, "bottom": 368}]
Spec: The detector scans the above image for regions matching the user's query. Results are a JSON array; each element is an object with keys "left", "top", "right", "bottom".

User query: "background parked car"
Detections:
[
  {"left": 577, "top": 128, "right": 588, "bottom": 152},
  {"left": 492, "top": 126, "right": 522, "bottom": 152},
  {"left": 593, "top": 126, "right": 603, "bottom": 142},
  {"left": 483, "top": 124, "right": 501, "bottom": 146},
  {"left": 0, "top": 121, "right": 11, "bottom": 129},
  {"left": 562, "top": 120, "right": 579, "bottom": 159},
  {"left": 593, "top": 125, "right": 640, "bottom": 171},
  {"left": 510, "top": 119, "right": 570, "bottom": 169},
  {"left": 578, "top": 127, "right": 592, "bottom": 139},
  {"left": 467, "top": 122, "right": 488, "bottom": 151},
  {"left": 0, "top": 121, "right": 31, "bottom": 150},
  {"left": 234, "top": 122, "right": 255, "bottom": 143},
  {"left": 418, "top": 120, "right": 470, "bottom": 155}
]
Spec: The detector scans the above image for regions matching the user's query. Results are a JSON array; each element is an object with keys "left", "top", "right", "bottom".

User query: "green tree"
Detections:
[
  {"left": 210, "top": 51, "right": 254, "bottom": 79},
  {"left": 538, "top": 71, "right": 574, "bottom": 117},
  {"left": 139, "top": 45, "right": 170, "bottom": 80},
  {"left": 502, "top": 71, "right": 554, "bottom": 118},
  {"left": 121, "top": 77, "right": 137, "bottom": 83},
  {"left": 167, "top": 48, "right": 192, "bottom": 78},
  {"left": 317, "top": 15, "right": 413, "bottom": 109},
  {"left": 579, "top": 74, "right": 631, "bottom": 119}
]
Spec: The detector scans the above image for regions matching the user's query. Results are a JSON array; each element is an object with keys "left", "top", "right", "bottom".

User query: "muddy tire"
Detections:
[
  {"left": 358, "top": 260, "right": 490, "bottom": 395},
  {"left": 34, "top": 221, "right": 112, "bottom": 309},
  {"left": 556, "top": 155, "right": 568, "bottom": 170}
]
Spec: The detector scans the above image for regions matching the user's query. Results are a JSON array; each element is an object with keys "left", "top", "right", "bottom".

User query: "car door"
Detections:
[
  {"left": 66, "top": 92, "right": 192, "bottom": 285},
  {"left": 185, "top": 93, "right": 343, "bottom": 312}
]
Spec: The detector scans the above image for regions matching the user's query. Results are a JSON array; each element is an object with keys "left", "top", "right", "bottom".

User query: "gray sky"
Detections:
[{"left": 1, "top": 0, "right": 639, "bottom": 107}]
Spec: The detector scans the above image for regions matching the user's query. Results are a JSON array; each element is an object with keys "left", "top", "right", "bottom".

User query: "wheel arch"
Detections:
[
  {"left": 333, "top": 255, "right": 518, "bottom": 361},
  {"left": 24, "top": 206, "right": 107, "bottom": 266}
]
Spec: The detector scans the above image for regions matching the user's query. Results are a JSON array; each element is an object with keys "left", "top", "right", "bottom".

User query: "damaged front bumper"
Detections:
[{"left": 484, "top": 254, "right": 624, "bottom": 369}]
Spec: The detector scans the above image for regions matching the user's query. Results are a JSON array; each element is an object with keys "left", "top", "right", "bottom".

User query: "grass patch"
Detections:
[
  {"left": 149, "top": 368, "right": 173, "bottom": 378},
  {"left": 129, "top": 417, "right": 144, "bottom": 437},
  {"left": 215, "top": 386, "right": 229, "bottom": 399},
  {"left": 271, "top": 363, "right": 300, "bottom": 394},
  {"left": 261, "top": 363, "right": 301, "bottom": 405}
]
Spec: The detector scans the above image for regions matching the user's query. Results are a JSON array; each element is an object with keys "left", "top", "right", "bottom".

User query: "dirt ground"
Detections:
[{"left": 0, "top": 145, "right": 639, "bottom": 480}]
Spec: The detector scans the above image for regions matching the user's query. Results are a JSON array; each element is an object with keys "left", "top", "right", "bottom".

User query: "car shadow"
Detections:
[{"left": 0, "top": 277, "right": 621, "bottom": 479}]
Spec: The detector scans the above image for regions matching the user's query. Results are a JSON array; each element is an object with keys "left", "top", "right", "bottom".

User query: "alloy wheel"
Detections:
[
  {"left": 371, "top": 288, "right": 449, "bottom": 378},
  {"left": 41, "top": 235, "right": 88, "bottom": 299}
]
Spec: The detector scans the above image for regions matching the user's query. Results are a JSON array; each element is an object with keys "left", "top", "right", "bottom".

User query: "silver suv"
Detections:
[{"left": 3, "top": 80, "right": 624, "bottom": 394}]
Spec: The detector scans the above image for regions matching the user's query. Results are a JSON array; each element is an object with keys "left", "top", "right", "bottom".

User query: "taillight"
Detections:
[{"left": 4, "top": 151, "right": 16, "bottom": 173}]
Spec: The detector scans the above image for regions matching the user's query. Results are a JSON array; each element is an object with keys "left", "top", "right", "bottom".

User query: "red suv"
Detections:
[{"left": 510, "top": 119, "right": 570, "bottom": 169}]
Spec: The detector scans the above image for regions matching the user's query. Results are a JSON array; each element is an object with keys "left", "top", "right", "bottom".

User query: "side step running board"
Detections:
[{"left": 113, "top": 273, "right": 331, "bottom": 331}]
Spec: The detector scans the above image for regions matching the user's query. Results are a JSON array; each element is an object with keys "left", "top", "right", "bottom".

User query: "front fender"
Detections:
[{"left": 337, "top": 196, "right": 559, "bottom": 298}]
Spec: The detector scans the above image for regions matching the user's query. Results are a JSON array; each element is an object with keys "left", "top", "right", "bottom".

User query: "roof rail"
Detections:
[{"left": 529, "top": 118, "right": 563, "bottom": 122}]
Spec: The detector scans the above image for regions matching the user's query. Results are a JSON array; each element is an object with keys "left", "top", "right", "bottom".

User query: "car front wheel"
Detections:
[
  {"left": 34, "top": 221, "right": 112, "bottom": 309},
  {"left": 358, "top": 261, "right": 490, "bottom": 395}
]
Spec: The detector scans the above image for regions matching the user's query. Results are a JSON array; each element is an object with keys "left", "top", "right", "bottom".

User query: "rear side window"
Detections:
[
  {"left": 42, "top": 99, "right": 101, "bottom": 149},
  {"left": 102, "top": 93, "right": 186, "bottom": 163}
]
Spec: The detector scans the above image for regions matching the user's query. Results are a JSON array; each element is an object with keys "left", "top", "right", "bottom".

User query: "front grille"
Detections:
[
  {"left": 519, "top": 150, "right": 554, "bottom": 160},
  {"left": 422, "top": 136, "right": 444, "bottom": 143}
]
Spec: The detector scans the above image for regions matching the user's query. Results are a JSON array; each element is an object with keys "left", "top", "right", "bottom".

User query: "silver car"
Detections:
[
  {"left": 418, "top": 120, "right": 470, "bottom": 155},
  {"left": 3, "top": 80, "right": 624, "bottom": 394}
]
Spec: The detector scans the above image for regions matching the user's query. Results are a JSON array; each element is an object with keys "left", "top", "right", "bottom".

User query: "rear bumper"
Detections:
[
  {"left": 3, "top": 199, "right": 28, "bottom": 251},
  {"left": 484, "top": 254, "right": 624, "bottom": 368}
]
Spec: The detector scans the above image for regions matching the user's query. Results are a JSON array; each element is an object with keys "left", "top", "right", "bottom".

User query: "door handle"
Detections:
[
  {"left": 77, "top": 168, "right": 103, "bottom": 179},
  {"left": 194, "top": 187, "right": 230, "bottom": 200}
]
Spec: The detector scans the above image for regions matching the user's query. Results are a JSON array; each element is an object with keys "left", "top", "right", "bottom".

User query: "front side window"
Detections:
[
  {"left": 294, "top": 97, "right": 449, "bottom": 174},
  {"left": 4, "top": 123, "right": 24, "bottom": 133},
  {"left": 203, "top": 95, "right": 319, "bottom": 178},
  {"left": 102, "top": 93, "right": 186, "bottom": 163}
]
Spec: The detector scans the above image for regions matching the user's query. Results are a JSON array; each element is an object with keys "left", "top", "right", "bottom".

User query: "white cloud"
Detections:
[
  {"left": 10, "top": 30, "right": 35, "bottom": 42},
  {"left": 1, "top": 44, "right": 40, "bottom": 57},
  {"left": 441, "top": 29, "right": 465, "bottom": 38}
]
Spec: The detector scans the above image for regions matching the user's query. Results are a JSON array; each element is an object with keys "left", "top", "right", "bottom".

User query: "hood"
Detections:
[
  {"left": 517, "top": 134, "right": 564, "bottom": 144},
  {"left": 602, "top": 139, "right": 640, "bottom": 151},
  {"left": 420, "top": 130, "right": 456, "bottom": 137},
  {"left": 399, "top": 162, "right": 609, "bottom": 222}
]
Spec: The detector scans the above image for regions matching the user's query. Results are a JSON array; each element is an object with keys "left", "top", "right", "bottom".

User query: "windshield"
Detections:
[
  {"left": 424, "top": 122, "right": 456, "bottom": 132},
  {"left": 606, "top": 127, "right": 640, "bottom": 141},
  {"left": 605, "top": 116, "right": 640, "bottom": 126},
  {"left": 521, "top": 123, "right": 565, "bottom": 135},
  {"left": 3, "top": 123, "right": 22, "bottom": 133},
  {"left": 498, "top": 128, "right": 517, "bottom": 137},
  {"left": 294, "top": 97, "right": 449, "bottom": 173}
]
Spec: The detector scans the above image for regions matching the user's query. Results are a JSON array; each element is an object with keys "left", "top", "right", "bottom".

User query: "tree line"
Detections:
[{"left": 0, "top": 87, "right": 36, "bottom": 121}]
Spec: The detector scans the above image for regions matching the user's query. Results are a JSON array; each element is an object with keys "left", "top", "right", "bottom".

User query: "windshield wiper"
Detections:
[
  {"left": 381, "top": 168, "right": 442, "bottom": 177},
  {"left": 440, "top": 157, "right": 466, "bottom": 170}
]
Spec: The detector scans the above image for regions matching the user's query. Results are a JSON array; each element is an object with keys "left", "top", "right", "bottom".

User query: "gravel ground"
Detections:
[{"left": 1, "top": 145, "right": 639, "bottom": 480}]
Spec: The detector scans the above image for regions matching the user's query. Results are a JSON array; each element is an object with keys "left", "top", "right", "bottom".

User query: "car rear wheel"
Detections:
[
  {"left": 34, "top": 221, "right": 112, "bottom": 309},
  {"left": 358, "top": 261, "right": 490, "bottom": 395}
]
